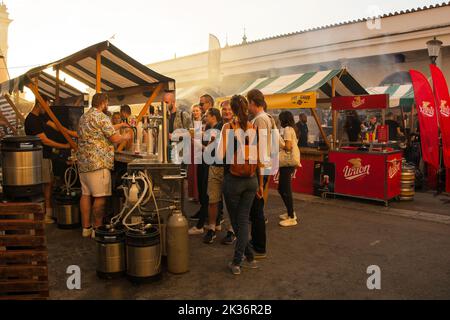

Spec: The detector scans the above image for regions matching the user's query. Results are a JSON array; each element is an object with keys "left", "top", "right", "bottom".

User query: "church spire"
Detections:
[{"left": 242, "top": 27, "right": 248, "bottom": 45}]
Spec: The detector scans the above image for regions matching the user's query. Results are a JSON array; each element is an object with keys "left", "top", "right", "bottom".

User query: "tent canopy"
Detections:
[
  {"left": 1, "top": 73, "right": 84, "bottom": 104},
  {"left": 237, "top": 69, "right": 367, "bottom": 98},
  {"left": 367, "top": 84, "right": 415, "bottom": 109},
  {"left": 0, "top": 41, "right": 176, "bottom": 106}
]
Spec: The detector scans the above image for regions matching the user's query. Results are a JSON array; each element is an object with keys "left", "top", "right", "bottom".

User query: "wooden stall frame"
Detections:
[
  {"left": 0, "top": 107, "right": 17, "bottom": 135},
  {"left": 96, "top": 51, "right": 102, "bottom": 93},
  {"left": 27, "top": 77, "right": 78, "bottom": 151},
  {"left": 3, "top": 93, "right": 26, "bottom": 124},
  {"left": 0, "top": 203, "right": 49, "bottom": 300}
]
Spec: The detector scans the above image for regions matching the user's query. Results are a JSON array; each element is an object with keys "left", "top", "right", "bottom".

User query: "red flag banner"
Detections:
[
  {"left": 430, "top": 64, "right": 450, "bottom": 170},
  {"left": 410, "top": 70, "right": 440, "bottom": 170}
]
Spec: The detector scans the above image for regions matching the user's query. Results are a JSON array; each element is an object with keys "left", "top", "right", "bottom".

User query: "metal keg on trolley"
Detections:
[
  {"left": 400, "top": 160, "right": 416, "bottom": 201},
  {"left": 1, "top": 136, "right": 44, "bottom": 200}
]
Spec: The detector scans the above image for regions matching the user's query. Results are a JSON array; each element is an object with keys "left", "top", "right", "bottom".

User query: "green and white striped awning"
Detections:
[
  {"left": 238, "top": 69, "right": 367, "bottom": 98},
  {"left": 367, "top": 84, "right": 415, "bottom": 108}
]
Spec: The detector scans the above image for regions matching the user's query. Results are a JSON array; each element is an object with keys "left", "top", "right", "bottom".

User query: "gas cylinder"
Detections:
[{"left": 166, "top": 210, "right": 189, "bottom": 274}]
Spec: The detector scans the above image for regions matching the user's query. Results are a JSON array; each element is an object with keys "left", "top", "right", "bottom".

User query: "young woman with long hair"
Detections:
[
  {"left": 218, "top": 95, "right": 264, "bottom": 275},
  {"left": 278, "top": 111, "right": 301, "bottom": 227}
]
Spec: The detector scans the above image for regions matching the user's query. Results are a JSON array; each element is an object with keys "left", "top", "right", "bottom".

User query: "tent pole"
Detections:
[
  {"left": 409, "top": 104, "right": 415, "bottom": 147},
  {"left": 96, "top": 51, "right": 102, "bottom": 93},
  {"left": 55, "top": 68, "right": 61, "bottom": 105},
  {"left": 400, "top": 105, "right": 407, "bottom": 142},
  {"left": 311, "top": 108, "right": 330, "bottom": 149},
  {"left": 27, "top": 80, "right": 77, "bottom": 150},
  {"left": 331, "top": 77, "right": 337, "bottom": 150},
  {"left": 3, "top": 93, "right": 26, "bottom": 124},
  {"left": 136, "top": 83, "right": 164, "bottom": 123}
]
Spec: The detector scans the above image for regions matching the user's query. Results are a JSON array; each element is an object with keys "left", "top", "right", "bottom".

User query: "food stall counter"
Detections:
[
  {"left": 115, "top": 151, "right": 159, "bottom": 164},
  {"left": 328, "top": 149, "right": 402, "bottom": 205}
]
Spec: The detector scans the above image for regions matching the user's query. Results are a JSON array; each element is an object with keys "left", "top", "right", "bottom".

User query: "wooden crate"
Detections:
[{"left": 0, "top": 203, "right": 49, "bottom": 300}]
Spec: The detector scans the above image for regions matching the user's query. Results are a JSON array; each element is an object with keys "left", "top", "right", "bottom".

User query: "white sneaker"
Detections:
[
  {"left": 44, "top": 215, "right": 55, "bottom": 225},
  {"left": 279, "top": 213, "right": 297, "bottom": 221},
  {"left": 279, "top": 218, "right": 298, "bottom": 228},
  {"left": 204, "top": 224, "right": 223, "bottom": 232},
  {"left": 91, "top": 229, "right": 96, "bottom": 239},
  {"left": 188, "top": 227, "right": 205, "bottom": 235},
  {"left": 82, "top": 228, "right": 93, "bottom": 238}
]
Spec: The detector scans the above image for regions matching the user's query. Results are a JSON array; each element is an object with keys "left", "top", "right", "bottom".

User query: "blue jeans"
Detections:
[
  {"left": 250, "top": 176, "right": 269, "bottom": 254},
  {"left": 223, "top": 173, "right": 258, "bottom": 266}
]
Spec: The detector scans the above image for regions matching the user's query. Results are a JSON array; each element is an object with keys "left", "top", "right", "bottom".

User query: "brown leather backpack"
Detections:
[{"left": 229, "top": 121, "right": 258, "bottom": 178}]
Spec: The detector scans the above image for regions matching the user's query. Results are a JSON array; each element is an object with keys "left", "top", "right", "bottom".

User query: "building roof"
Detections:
[
  {"left": 150, "top": 1, "right": 450, "bottom": 66},
  {"left": 229, "top": 1, "right": 450, "bottom": 47}
]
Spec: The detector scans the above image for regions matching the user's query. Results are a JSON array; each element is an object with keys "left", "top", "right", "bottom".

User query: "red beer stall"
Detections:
[{"left": 326, "top": 94, "right": 403, "bottom": 205}]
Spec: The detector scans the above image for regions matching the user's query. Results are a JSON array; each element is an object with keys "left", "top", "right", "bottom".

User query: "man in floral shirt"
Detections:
[{"left": 77, "top": 93, "right": 131, "bottom": 238}]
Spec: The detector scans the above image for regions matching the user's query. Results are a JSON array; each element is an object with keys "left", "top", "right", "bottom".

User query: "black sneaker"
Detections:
[
  {"left": 203, "top": 230, "right": 217, "bottom": 244},
  {"left": 249, "top": 242, "right": 267, "bottom": 260},
  {"left": 254, "top": 251, "right": 267, "bottom": 260},
  {"left": 221, "top": 232, "right": 236, "bottom": 245}
]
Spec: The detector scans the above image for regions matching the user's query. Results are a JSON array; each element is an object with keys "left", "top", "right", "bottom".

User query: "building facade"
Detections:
[
  {"left": 0, "top": 1, "right": 11, "bottom": 83},
  {"left": 148, "top": 3, "right": 450, "bottom": 105}
]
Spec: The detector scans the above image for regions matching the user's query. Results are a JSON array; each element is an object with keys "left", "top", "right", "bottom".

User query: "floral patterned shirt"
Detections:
[{"left": 77, "top": 108, "right": 116, "bottom": 173}]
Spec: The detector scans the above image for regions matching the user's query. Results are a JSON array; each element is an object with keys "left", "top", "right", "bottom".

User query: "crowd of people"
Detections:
[
  {"left": 343, "top": 111, "right": 407, "bottom": 144},
  {"left": 170, "top": 90, "right": 303, "bottom": 275},
  {"left": 23, "top": 89, "right": 421, "bottom": 277},
  {"left": 24, "top": 89, "right": 306, "bottom": 275}
]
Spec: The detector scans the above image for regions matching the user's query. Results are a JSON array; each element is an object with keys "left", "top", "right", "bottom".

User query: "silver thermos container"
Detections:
[{"left": 167, "top": 210, "right": 189, "bottom": 274}]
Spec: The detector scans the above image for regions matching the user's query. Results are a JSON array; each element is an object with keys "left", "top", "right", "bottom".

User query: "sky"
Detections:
[{"left": 4, "top": 0, "right": 447, "bottom": 78}]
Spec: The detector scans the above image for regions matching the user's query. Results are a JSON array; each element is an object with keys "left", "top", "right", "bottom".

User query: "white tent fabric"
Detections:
[{"left": 367, "top": 84, "right": 415, "bottom": 108}]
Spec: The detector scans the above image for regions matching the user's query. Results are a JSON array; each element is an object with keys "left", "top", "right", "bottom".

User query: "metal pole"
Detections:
[{"left": 163, "top": 101, "right": 168, "bottom": 163}]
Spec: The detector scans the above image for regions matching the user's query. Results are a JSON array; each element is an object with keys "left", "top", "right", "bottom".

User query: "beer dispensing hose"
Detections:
[
  {"left": 62, "top": 152, "right": 79, "bottom": 196},
  {"left": 109, "top": 170, "right": 163, "bottom": 271}
]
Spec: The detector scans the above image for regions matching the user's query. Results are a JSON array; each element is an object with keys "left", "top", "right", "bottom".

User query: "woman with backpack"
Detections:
[
  {"left": 278, "top": 111, "right": 301, "bottom": 227},
  {"left": 218, "top": 95, "right": 264, "bottom": 275}
]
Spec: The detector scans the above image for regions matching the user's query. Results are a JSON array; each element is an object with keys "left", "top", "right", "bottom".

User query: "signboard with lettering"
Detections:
[
  {"left": 332, "top": 94, "right": 389, "bottom": 111},
  {"left": 267, "top": 92, "right": 317, "bottom": 110}
]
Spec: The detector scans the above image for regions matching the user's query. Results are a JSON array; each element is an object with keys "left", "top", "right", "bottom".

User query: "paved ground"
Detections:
[{"left": 46, "top": 192, "right": 450, "bottom": 300}]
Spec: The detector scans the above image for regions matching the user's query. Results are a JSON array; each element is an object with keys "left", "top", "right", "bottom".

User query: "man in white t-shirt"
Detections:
[{"left": 247, "top": 89, "right": 276, "bottom": 259}]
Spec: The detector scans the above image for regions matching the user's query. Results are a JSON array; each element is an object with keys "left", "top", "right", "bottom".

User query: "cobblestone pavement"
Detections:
[{"left": 46, "top": 193, "right": 450, "bottom": 300}]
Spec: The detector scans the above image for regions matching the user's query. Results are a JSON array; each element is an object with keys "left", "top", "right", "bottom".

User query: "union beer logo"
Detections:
[
  {"left": 388, "top": 160, "right": 401, "bottom": 179},
  {"left": 440, "top": 100, "right": 450, "bottom": 118},
  {"left": 352, "top": 97, "right": 366, "bottom": 109},
  {"left": 343, "top": 158, "right": 371, "bottom": 181},
  {"left": 419, "top": 101, "right": 435, "bottom": 117}
]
